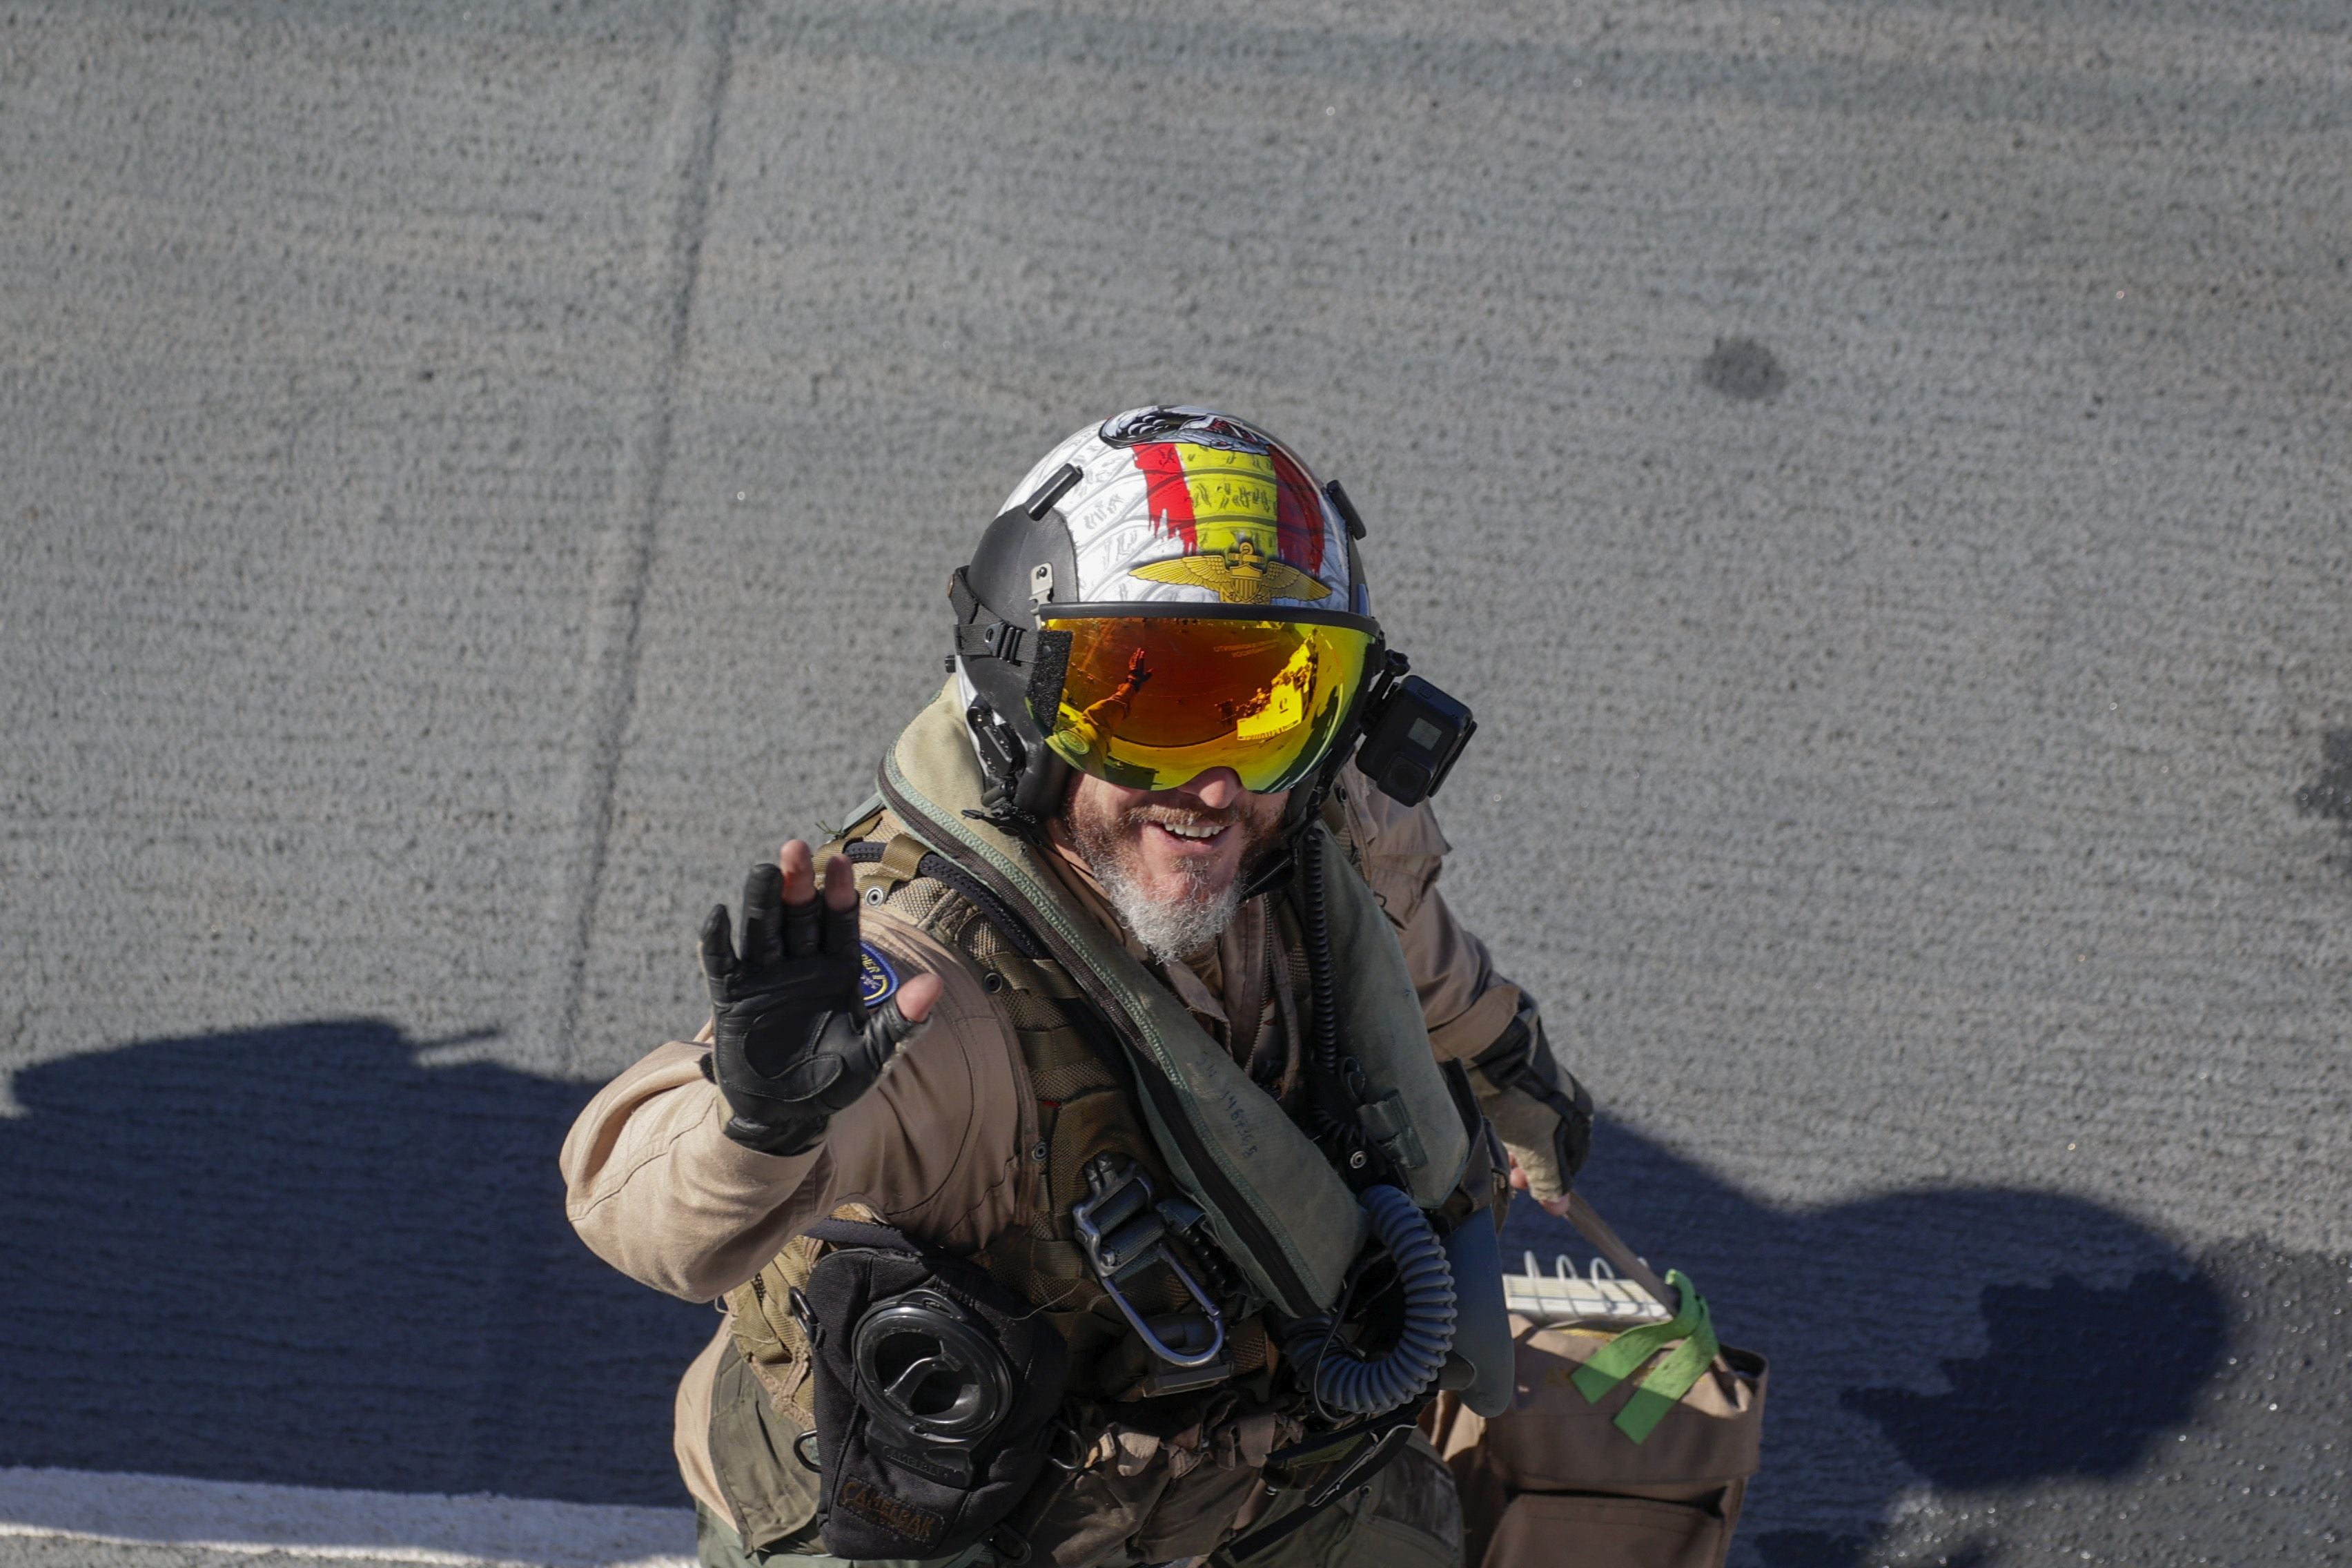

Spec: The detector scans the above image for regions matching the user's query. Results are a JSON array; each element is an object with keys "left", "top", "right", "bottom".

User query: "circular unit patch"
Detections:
[{"left": 858, "top": 943, "right": 900, "bottom": 1009}]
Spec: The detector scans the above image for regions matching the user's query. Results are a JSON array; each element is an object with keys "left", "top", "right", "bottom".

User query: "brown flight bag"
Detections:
[{"left": 1424, "top": 1194, "right": 1767, "bottom": 1568}]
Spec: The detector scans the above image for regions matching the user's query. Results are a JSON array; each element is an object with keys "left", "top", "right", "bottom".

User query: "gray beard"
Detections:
[
  {"left": 1069, "top": 810, "right": 1250, "bottom": 965},
  {"left": 1097, "top": 858, "right": 1245, "bottom": 966}
]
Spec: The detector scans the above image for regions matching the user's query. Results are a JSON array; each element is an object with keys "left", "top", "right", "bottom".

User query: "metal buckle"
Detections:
[
  {"left": 1070, "top": 1155, "right": 1228, "bottom": 1371},
  {"left": 1040, "top": 1418, "right": 1087, "bottom": 1473}
]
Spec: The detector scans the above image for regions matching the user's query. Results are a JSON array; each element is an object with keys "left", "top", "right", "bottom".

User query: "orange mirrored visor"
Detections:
[{"left": 1034, "top": 613, "right": 1377, "bottom": 794}]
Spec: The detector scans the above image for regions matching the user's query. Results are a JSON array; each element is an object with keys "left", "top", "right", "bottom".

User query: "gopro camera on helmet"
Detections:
[{"left": 1353, "top": 673, "right": 1476, "bottom": 808}]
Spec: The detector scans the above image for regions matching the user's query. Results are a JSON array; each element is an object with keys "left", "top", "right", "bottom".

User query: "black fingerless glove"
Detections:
[{"left": 700, "top": 860, "right": 928, "bottom": 1157}]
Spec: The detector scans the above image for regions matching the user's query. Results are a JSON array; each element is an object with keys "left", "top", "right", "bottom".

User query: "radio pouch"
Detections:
[{"left": 797, "top": 1217, "right": 1070, "bottom": 1562}]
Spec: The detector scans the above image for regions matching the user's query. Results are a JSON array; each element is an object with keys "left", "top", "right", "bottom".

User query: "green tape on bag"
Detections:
[
  {"left": 1569, "top": 1268, "right": 1720, "bottom": 1444},
  {"left": 1569, "top": 1268, "right": 1701, "bottom": 1396},
  {"left": 1613, "top": 1293, "right": 1718, "bottom": 1442}
]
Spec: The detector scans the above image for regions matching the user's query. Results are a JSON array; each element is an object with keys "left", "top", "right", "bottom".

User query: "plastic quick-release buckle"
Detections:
[{"left": 1070, "top": 1155, "right": 1229, "bottom": 1378}]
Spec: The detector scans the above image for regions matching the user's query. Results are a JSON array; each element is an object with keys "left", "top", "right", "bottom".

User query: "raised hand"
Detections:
[{"left": 699, "top": 841, "right": 942, "bottom": 1156}]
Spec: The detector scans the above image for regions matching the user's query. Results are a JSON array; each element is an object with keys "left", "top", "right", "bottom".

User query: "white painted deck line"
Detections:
[{"left": 0, "top": 1470, "right": 694, "bottom": 1567}]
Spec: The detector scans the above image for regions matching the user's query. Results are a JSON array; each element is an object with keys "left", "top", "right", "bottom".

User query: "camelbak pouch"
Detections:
[{"left": 798, "top": 1218, "right": 1069, "bottom": 1561}]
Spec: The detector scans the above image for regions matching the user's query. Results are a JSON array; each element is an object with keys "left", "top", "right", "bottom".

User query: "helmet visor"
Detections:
[{"left": 1035, "top": 614, "right": 1376, "bottom": 794}]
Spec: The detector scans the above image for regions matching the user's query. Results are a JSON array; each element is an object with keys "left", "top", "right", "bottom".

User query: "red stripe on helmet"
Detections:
[
  {"left": 1133, "top": 442, "right": 1198, "bottom": 549},
  {"left": 1268, "top": 447, "right": 1326, "bottom": 574}
]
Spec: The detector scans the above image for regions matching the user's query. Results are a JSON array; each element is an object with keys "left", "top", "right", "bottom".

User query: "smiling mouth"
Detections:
[{"left": 1146, "top": 819, "right": 1231, "bottom": 848}]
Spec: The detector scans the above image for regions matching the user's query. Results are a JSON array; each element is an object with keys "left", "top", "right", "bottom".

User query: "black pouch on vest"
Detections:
[{"left": 798, "top": 1217, "right": 1069, "bottom": 1562}]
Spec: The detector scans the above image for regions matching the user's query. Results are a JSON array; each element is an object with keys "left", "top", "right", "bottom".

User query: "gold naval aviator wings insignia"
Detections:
[{"left": 1128, "top": 536, "right": 1333, "bottom": 606}]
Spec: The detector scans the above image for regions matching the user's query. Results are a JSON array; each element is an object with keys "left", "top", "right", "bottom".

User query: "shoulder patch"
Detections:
[{"left": 858, "top": 943, "right": 901, "bottom": 1008}]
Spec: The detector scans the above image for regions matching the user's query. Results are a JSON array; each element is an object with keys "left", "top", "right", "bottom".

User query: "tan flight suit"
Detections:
[{"left": 562, "top": 764, "right": 1556, "bottom": 1567}]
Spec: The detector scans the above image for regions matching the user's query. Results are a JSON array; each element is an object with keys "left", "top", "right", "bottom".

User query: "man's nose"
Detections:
[{"left": 1174, "top": 767, "right": 1246, "bottom": 810}]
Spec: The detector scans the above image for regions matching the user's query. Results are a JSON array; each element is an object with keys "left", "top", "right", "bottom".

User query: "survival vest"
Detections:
[{"left": 710, "top": 686, "right": 1475, "bottom": 1550}]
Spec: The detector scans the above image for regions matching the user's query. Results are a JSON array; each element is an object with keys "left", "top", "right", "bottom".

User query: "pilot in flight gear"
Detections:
[{"left": 561, "top": 407, "right": 1595, "bottom": 1568}]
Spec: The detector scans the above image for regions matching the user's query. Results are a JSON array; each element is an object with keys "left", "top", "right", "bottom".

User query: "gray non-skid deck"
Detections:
[{"left": 4, "top": 2, "right": 2347, "bottom": 1563}]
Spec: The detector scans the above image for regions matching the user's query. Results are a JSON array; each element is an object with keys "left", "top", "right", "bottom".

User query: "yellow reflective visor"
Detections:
[{"left": 1035, "top": 614, "right": 1377, "bottom": 794}]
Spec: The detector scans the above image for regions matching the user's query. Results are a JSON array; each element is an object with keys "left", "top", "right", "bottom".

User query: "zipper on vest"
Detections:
[{"left": 877, "top": 772, "right": 1322, "bottom": 1316}]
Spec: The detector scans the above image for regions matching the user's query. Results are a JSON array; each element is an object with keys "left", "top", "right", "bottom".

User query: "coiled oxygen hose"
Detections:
[
  {"left": 1287, "top": 821, "right": 1458, "bottom": 1415},
  {"left": 1294, "top": 833, "right": 1354, "bottom": 1150},
  {"left": 1300, "top": 830, "right": 1342, "bottom": 1082},
  {"left": 1284, "top": 1184, "right": 1458, "bottom": 1416},
  {"left": 1297, "top": 830, "right": 1379, "bottom": 1162}
]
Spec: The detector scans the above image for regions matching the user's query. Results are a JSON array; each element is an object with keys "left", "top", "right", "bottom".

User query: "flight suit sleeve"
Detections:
[
  {"left": 1337, "top": 763, "right": 1593, "bottom": 1204},
  {"left": 560, "top": 912, "right": 1032, "bottom": 1302}
]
